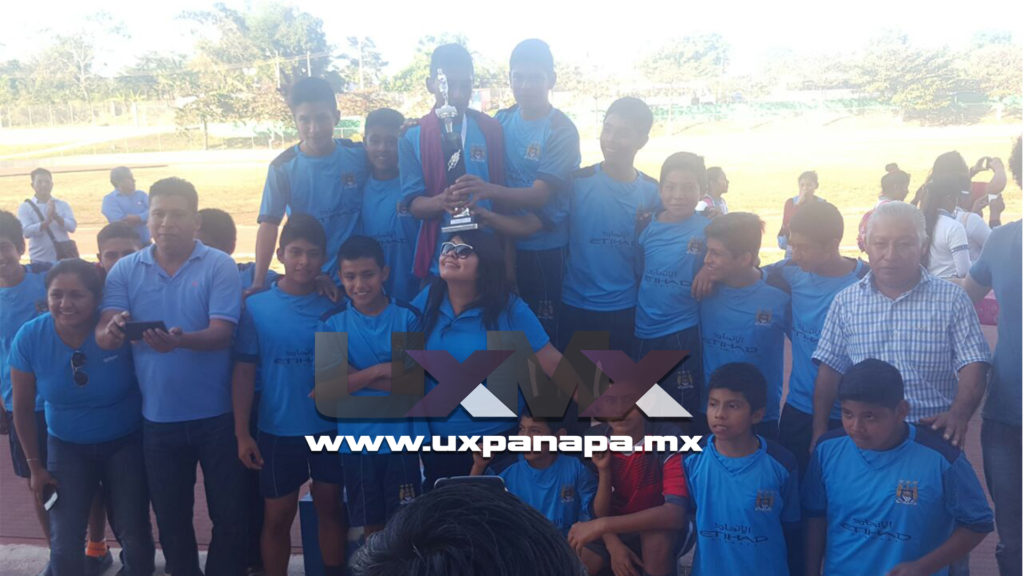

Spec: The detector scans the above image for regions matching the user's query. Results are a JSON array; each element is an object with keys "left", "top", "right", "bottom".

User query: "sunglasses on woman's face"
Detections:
[
  {"left": 440, "top": 242, "right": 475, "bottom": 259},
  {"left": 71, "top": 351, "right": 88, "bottom": 386}
]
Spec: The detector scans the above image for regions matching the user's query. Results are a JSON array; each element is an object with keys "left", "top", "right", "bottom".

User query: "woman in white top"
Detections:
[{"left": 921, "top": 173, "right": 971, "bottom": 279}]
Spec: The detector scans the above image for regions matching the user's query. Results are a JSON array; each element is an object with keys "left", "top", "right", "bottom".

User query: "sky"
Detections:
[{"left": 1, "top": 0, "right": 1022, "bottom": 77}]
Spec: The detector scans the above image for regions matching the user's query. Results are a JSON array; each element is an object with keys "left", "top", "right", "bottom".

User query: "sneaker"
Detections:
[{"left": 85, "top": 550, "right": 113, "bottom": 576}]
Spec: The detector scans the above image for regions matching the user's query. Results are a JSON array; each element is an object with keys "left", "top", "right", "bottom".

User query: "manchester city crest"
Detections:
[{"left": 895, "top": 481, "right": 919, "bottom": 506}]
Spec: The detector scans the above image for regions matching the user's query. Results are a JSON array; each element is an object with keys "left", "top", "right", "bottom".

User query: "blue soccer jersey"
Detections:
[
  {"left": 684, "top": 435, "right": 800, "bottom": 576},
  {"left": 698, "top": 277, "right": 790, "bottom": 421},
  {"left": 258, "top": 139, "right": 369, "bottom": 280},
  {"left": 319, "top": 298, "right": 427, "bottom": 453},
  {"left": 499, "top": 454, "right": 597, "bottom": 537},
  {"left": 803, "top": 425, "right": 994, "bottom": 576},
  {"left": 495, "top": 105, "right": 581, "bottom": 251},
  {"left": 360, "top": 176, "right": 420, "bottom": 302},
  {"left": 1, "top": 264, "right": 48, "bottom": 411},
  {"left": 237, "top": 262, "right": 279, "bottom": 295},
  {"left": 235, "top": 283, "right": 337, "bottom": 436},
  {"left": 399, "top": 117, "right": 497, "bottom": 277},
  {"left": 562, "top": 164, "right": 661, "bottom": 311},
  {"left": 635, "top": 213, "right": 709, "bottom": 339},
  {"left": 763, "top": 258, "right": 868, "bottom": 419},
  {"left": 411, "top": 288, "right": 550, "bottom": 437},
  {"left": 10, "top": 314, "right": 141, "bottom": 444}
]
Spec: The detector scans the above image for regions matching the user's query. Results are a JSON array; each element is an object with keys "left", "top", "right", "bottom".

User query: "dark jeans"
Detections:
[
  {"left": 47, "top": 432, "right": 155, "bottom": 576},
  {"left": 635, "top": 326, "right": 703, "bottom": 419},
  {"left": 779, "top": 403, "right": 842, "bottom": 477},
  {"left": 244, "top": 393, "right": 263, "bottom": 568},
  {"left": 982, "top": 419, "right": 1022, "bottom": 576},
  {"left": 516, "top": 247, "right": 565, "bottom": 344},
  {"left": 558, "top": 303, "right": 635, "bottom": 356},
  {"left": 143, "top": 413, "right": 247, "bottom": 576}
]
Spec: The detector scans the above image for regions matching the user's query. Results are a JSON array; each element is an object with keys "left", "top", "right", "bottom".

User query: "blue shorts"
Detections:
[
  {"left": 8, "top": 410, "right": 48, "bottom": 479},
  {"left": 258, "top": 430, "right": 344, "bottom": 499},
  {"left": 341, "top": 452, "right": 421, "bottom": 527}
]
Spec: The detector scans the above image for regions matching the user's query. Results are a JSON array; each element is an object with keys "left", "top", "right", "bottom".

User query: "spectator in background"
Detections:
[
  {"left": 921, "top": 173, "right": 972, "bottom": 279},
  {"left": 701, "top": 166, "right": 729, "bottom": 217},
  {"left": 18, "top": 168, "right": 77, "bottom": 265},
  {"left": 958, "top": 135, "right": 1022, "bottom": 576},
  {"left": 857, "top": 163, "right": 910, "bottom": 252},
  {"left": 776, "top": 170, "right": 823, "bottom": 258},
  {"left": 101, "top": 167, "right": 150, "bottom": 244}
]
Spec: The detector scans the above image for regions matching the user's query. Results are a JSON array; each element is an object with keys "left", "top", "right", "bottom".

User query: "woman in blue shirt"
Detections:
[
  {"left": 11, "top": 259, "right": 154, "bottom": 576},
  {"left": 413, "top": 230, "right": 563, "bottom": 490}
]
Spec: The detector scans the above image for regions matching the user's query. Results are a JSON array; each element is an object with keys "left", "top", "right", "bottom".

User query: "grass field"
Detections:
[{"left": 0, "top": 118, "right": 1020, "bottom": 265}]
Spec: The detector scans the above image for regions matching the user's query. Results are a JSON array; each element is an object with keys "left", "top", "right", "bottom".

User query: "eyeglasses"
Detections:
[
  {"left": 71, "top": 351, "right": 88, "bottom": 387},
  {"left": 440, "top": 242, "right": 475, "bottom": 259}
]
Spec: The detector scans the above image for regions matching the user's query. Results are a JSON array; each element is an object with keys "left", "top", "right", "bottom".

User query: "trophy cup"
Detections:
[{"left": 436, "top": 68, "right": 478, "bottom": 233}]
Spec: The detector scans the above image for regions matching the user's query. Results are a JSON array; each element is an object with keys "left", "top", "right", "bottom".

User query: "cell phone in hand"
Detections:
[
  {"left": 42, "top": 485, "right": 58, "bottom": 511},
  {"left": 124, "top": 321, "right": 168, "bottom": 341}
]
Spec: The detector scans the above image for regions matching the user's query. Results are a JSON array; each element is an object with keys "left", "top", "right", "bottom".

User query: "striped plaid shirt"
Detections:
[{"left": 813, "top": 267, "right": 990, "bottom": 422}]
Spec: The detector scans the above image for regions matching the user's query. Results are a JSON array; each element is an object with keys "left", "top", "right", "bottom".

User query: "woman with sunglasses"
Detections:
[
  {"left": 11, "top": 258, "right": 154, "bottom": 576},
  {"left": 412, "top": 230, "right": 565, "bottom": 490}
]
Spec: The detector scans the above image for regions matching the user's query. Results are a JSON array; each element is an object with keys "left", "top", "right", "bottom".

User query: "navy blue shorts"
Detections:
[
  {"left": 8, "top": 410, "right": 48, "bottom": 479},
  {"left": 341, "top": 452, "right": 421, "bottom": 527},
  {"left": 258, "top": 430, "right": 344, "bottom": 499}
]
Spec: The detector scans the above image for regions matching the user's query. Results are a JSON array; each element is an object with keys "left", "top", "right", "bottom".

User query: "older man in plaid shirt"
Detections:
[{"left": 809, "top": 201, "right": 990, "bottom": 450}]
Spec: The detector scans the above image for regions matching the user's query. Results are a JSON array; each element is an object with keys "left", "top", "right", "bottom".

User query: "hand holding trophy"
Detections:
[{"left": 436, "top": 68, "right": 478, "bottom": 233}]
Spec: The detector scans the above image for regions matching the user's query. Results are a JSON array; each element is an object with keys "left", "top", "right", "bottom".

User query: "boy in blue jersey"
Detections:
[
  {"left": 359, "top": 108, "right": 421, "bottom": 302},
  {"left": 96, "top": 222, "right": 143, "bottom": 276},
  {"left": 199, "top": 207, "right": 279, "bottom": 292},
  {"left": 684, "top": 362, "right": 801, "bottom": 576},
  {"left": 400, "top": 43, "right": 508, "bottom": 281},
  {"left": 449, "top": 39, "right": 581, "bottom": 340},
  {"left": 0, "top": 210, "right": 52, "bottom": 561},
  {"left": 635, "top": 152, "right": 710, "bottom": 421},
  {"left": 253, "top": 76, "right": 368, "bottom": 289},
  {"left": 804, "top": 359, "right": 993, "bottom": 576},
  {"left": 232, "top": 213, "right": 346, "bottom": 576},
  {"left": 319, "top": 235, "right": 424, "bottom": 536},
  {"left": 560, "top": 97, "right": 660, "bottom": 356},
  {"left": 761, "top": 200, "right": 868, "bottom": 474},
  {"left": 471, "top": 410, "right": 597, "bottom": 538},
  {"left": 698, "top": 212, "right": 789, "bottom": 438}
]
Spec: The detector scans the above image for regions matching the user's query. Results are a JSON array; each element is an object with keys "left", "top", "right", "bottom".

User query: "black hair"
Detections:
[
  {"left": 287, "top": 77, "right": 338, "bottom": 111},
  {"left": 422, "top": 229, "right": 511, "bottom": 335},
  {"left": 96, "top": 222, "right": 142, "bottom": 248},
  {"left": 707, "top": 166, "right": 725, "bottom": 182},
  {"left": 45, "top": 258, "right": 104, "bottom": 301},
  {"left": 838, "top": 358, "right": 904, "bottom": 409},
  {"left": 350, "top": 483, "right": 585, "bottom": 576},
  {"left": 197, "top": 208, "right": 236, "bottom": 254},
  {"left": 798, "top": 170, "right": 818, "bottom": 186},
  {"left": 880, "top": 163, "right": 911, "bottom": 200},
  {"left": 509, "top": 39, "right": 554, "bottom": 75},
  {"left": 789, "top": 199, "right": 844, "bottom": 244},
  {"left": 430, "top": 43, "right": 474, "bottom": 79},
  {"left": 150, "top": 177, "right": 199, "bottom": 214},
  {"left": 364, "top": 108, "right": 405, "bottom": 134},
  {"left": 30, "top": 167, "right": 51, "bottom": 182},
  {"left": 707, "top": 362, "right": 767, "bottom": 412},
  {"left": 522, "top": 403, "right": 571, "bottom": 433},
  {"left": 704, "top": 212, "right": 764, "bottom": 259},
  {"left": 336, "top": 234, "right": 384, "bottom": 268},
  {"left": 0, "top": 210, "right": 25, "bottom": 253},
  {"left": 605, "top": 97, "right": 653, "bottom": 138},
  {"left": 920, "top": 172, "right": 966, "bottom": 267},
  {"left": 912, "top": 151, "right": 968, "bottom": 206},
  {"left": 660, "top": 152, "right": 707, "bottom": 194},
  {"left": 1010, "top": 136, "right": 1022, "bottom": 188},
  {"left": 279, "top": 212, "right": 327, "bottom": 254}
]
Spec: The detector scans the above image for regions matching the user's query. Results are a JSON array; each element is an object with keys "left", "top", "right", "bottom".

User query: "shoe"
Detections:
[{"left": 85, "top": 550, "right": 113, "bottom": 576}]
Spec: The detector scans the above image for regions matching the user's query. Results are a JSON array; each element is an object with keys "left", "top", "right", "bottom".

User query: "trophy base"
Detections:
[{"left": 442, "top": 219, "right": 479, "bottom": 233}]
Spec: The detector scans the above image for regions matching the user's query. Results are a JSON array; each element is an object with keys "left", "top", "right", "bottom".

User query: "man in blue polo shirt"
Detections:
[
  {"left": 560, "top": 97, "right": 660, "bottom": 355},
  {"left": 252, "top": 77, "right": 369, "bottom": 289},
  {"left": 761, "top": 201, "right": 868, "bottom": 473},
  {"left": 97, "top": 177, "right": 245, "bottom": 576},
  {"left": 804, "top": 359, "right": 993, "bottom": 576},
  {"left": 698, "top": 212, "right": 789, "bottom": 438},
  {"left": 101, "top": 166, "right": 150, "bottom": 243}
]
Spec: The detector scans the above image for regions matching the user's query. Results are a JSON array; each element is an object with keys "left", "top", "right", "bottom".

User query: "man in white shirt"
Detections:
[{"left": 16, "top": 168, "right": 77, "bottom": 264}]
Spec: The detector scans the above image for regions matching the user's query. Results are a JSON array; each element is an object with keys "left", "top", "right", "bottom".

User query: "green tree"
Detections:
[
  {"left": 339, "top": 37, "right": 388, "bottom": 91},
  {"left": 640, "top": 34, "right": 731, "bottom": 88}
]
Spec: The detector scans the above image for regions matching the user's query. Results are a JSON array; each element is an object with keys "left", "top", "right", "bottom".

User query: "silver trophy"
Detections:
[{"left": 436, "top": 68, "right": 478, "bottom": 233}]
